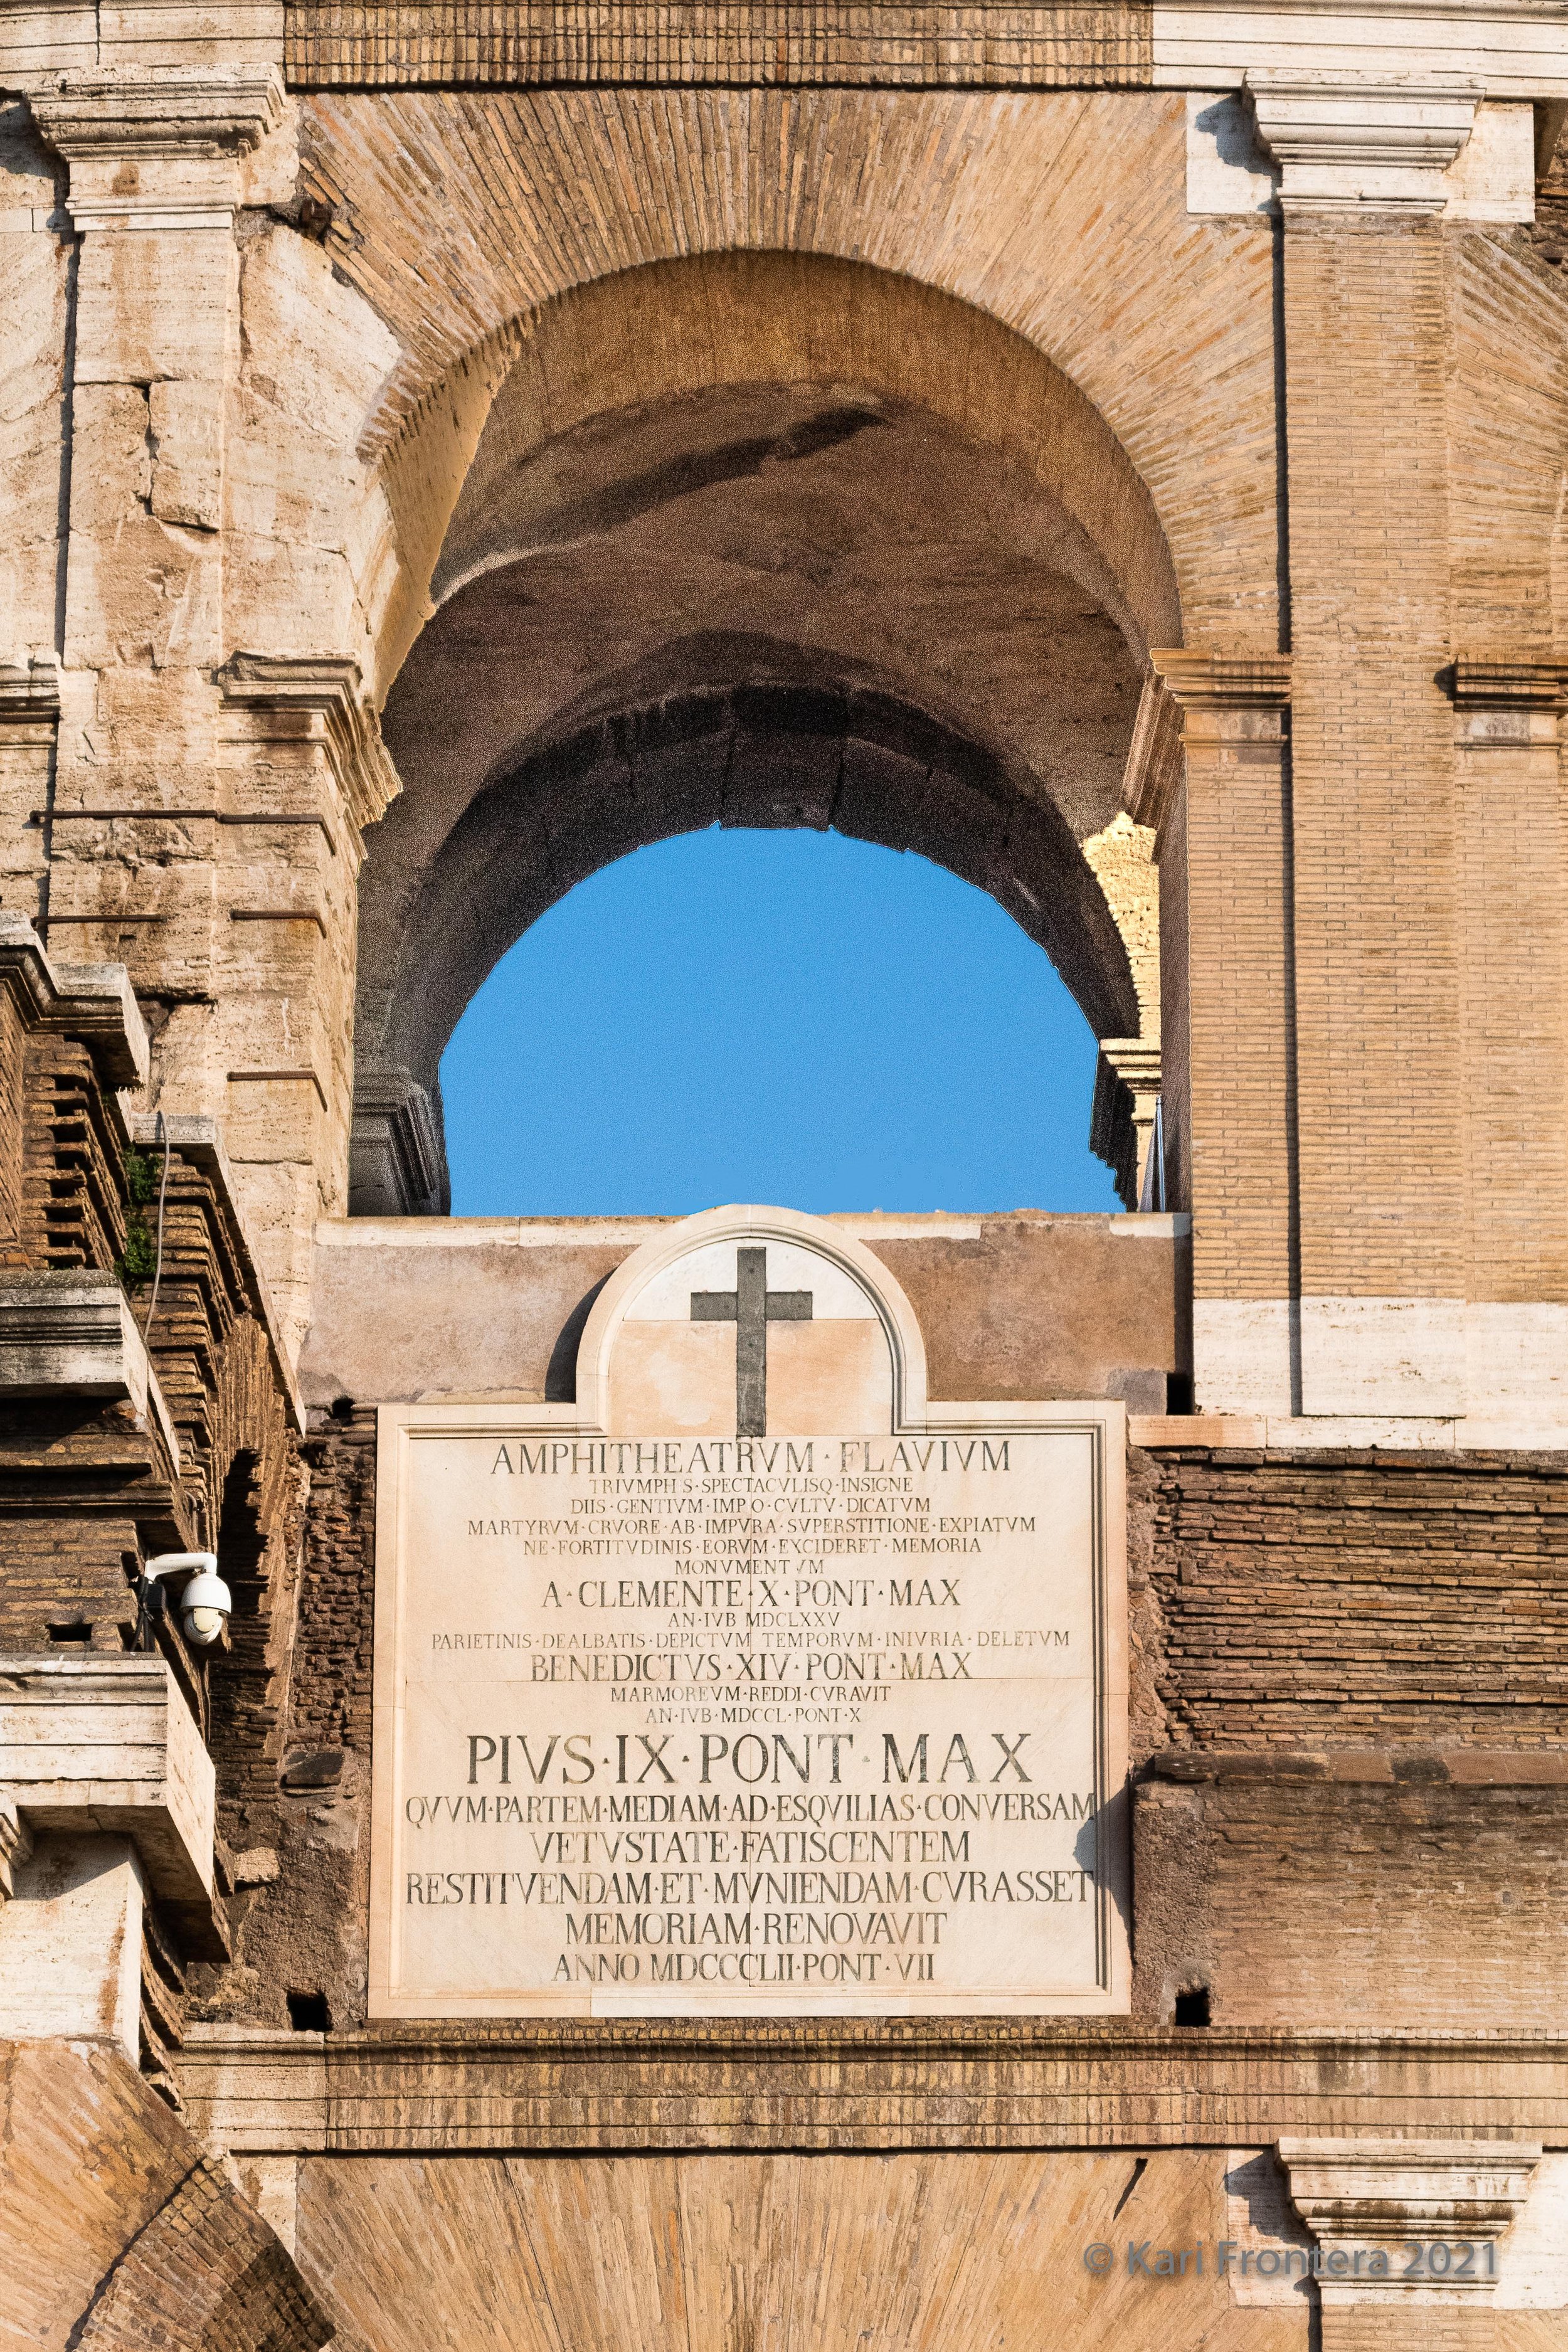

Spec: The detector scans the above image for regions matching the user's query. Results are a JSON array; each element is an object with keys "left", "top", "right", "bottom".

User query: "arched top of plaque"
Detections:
[{"left": 576, "top": 1204, "right": 928, "bottom": 1439}]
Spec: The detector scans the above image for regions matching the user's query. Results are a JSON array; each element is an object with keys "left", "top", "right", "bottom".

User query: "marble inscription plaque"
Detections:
[{"left": 370, "top": 1208, "right": 1128, "bottom": 2017}]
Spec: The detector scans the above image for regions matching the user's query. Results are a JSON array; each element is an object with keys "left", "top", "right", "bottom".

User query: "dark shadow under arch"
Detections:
[
  {"left": 349, "top": 681, "right": 1142, "bottom": 1217},
  {"left": 351, "top": 252, "right": 1179, "bottom": 1221}
]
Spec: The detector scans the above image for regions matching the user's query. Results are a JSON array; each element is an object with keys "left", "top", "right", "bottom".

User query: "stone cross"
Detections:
[{"left": 691, "top": 1246, "right": 812, "bottom": 1436}]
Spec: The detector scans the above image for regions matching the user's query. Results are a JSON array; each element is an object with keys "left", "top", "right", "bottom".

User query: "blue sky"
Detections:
[{"left": 440, "top": 827, "right": 1119, "bottom": 1217}]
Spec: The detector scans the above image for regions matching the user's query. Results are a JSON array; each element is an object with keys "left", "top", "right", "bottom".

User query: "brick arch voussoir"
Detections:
[
  {"left": 378, "top": 682, "right": 1141, "bottom": 1143},
  {"left": 369, "top": 250, "right": 1185, "bottom": 695}
]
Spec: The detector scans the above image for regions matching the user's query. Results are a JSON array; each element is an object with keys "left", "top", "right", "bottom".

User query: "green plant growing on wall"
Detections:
[{"left": 117, "top": 1146, "right": 162, "bottom": 1286}]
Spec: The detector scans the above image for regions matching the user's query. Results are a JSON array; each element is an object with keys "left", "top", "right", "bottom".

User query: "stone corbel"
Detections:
[
  {"left": 1246, "top": 70, "right": 1481, "bottom": 213},
  {"left": 1278, "top": 2137, "right": 1541, "bottom": 2303},
  {"left": 29, "top": 69, "right": 285, "bottom": 231},
  {"left": 1147, "top": 650, "right": 1292, "bottom": 785},
  {"left": 1091, "top": 1036, "right": 1163, "bottom": 1211},
  {"left": 1120, "top": 670, "right": 1185, "bottom": 838},
  {"left": 217, "top": 653, "right": 403, "bottom": 861},
  {"left": 0, "top": 911, "right": 150, "bottom": 1091},
  {"left": 1448, "top": 657, "right": 1568, "bottom": 766}
]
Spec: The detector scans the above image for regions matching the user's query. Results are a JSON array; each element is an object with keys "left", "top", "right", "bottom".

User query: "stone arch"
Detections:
[
  {"left": 300, "top": 87, "right": 1285, "bottom": 689},
  {"left": 351, "top": 681, "right": 1147, "bottom": 1214},
  {"left": 348, "top": 252, "right": 1179, "bottom": 1214},
  {"left": 366, "top": 248, "right": 1185, "bottom": 694}
]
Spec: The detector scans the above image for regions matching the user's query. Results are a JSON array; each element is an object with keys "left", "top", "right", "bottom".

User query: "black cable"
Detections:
[{"left": 142, "top": 1107, "right": 169, "bottom": 1339}]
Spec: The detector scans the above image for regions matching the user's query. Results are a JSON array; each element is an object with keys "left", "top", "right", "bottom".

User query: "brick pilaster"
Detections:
[
  {"left": 1283, "top": 211, "right": 1463, "bottom": 1399},
  {"left": 1451, "top": 662, "right": 1568, "bottom": 1333},
  {"left": 1148, "top": 653, "right": 1295, "bottom": 1413}
]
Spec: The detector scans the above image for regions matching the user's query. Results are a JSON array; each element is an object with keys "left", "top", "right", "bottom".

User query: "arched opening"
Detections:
[
  {"left": 350, "top": 253, "right": 1178, "bottom": 1216},
  {"left": 439, "top": 826, "right": 1122, "bottom": 1215}
]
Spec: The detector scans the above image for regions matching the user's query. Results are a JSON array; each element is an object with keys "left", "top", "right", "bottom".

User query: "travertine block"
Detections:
[
  {"left": 73, "top": 223, "right": 236, "bottom": 382},
  {"left": 0, "top": 223, "right": 68, "bottom": 654},
  {"left": 0, "top": 1654, "right": 216, "bottom": 1905},
  {"left": 149, "top": 376, "right": 224, "bottom": 529},
  {"left": 68, "top": 381, "right": 153, "bottom": 522},
  {"left": 0, "top": 1833, "right": 144, "bottom": 2058},
  {"left": 63, "top": 514, "right": 223, "bottom": 668}
]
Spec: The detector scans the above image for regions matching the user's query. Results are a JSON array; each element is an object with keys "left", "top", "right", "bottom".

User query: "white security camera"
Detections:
[{"left": 142, "top": 1552, "right": 233, "bottom": 1646}]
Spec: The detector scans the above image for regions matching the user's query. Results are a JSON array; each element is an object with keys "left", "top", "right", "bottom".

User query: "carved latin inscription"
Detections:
[{"left": 369, "top": 1209, "right": 1128, "bottom": 2018}]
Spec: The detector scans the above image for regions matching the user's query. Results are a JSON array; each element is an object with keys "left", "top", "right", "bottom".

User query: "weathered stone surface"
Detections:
[
  {"left": 301, "top": 1210, "right": 1189, "bottom": 1409},
  {"left": 0, "top": 2035, "right": 330, "bottom": 2351},
  {"left": 284, "top": 1, "right": 1155, "bottom": 90},
  {"left": 6, "top": 16, "right": 1568, "bottom": 2344}
]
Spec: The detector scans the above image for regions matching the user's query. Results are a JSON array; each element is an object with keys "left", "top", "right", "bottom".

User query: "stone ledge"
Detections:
[
  {"left": 0, "top": 913, "right": 149, "bottom": 1091},
  {"left": 1129, "top": 1410, "right": 1568, "bottom": 1452},
  {"left": 1148, "top": 1746, "right": 1568, "bottom": 1786},
  {"left": 0, "top": 1271, "right": 151, "bottom": 1396},
  {"left": 1129, "top": 1412, "right": 1267, "bottom": 1446},
  {"left": 1152, "top": 3, "right": 1568, "bottom": 105},
  {"left": 179, "top": 2021, "right": 1568, "bottom": 2152},
  {"left": 0, "top": 1272, "right": 184, "bottom": 1469},
  {"left": 0, "top": 1656, "right": 220, "bottom": 1944}
]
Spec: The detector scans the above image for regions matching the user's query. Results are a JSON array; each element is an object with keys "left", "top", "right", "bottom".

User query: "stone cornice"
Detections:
[
  {"left": 281, "top": 0, "right": 1568, "bottom": 95},
  {"left": 179, "top": 2020, "right": 1568, "bottom": 2152},
  {"left": 0, "top": 658, "right": 60, "bottom": 721},
  {"left": 0, "top": 1653, "right": 225, "bottom": 1956},
  {"left": 1449, "top": 657, "right": 1568, "bottom": 709},
  {"left": 1120, "top": 672, "right": 1186, "bottom": 832},
  {"left": 1125, "top": 655, "right": 1291, "bottom": 834},
  {"left": 1155, "top": 3, "right": 1568, "bottom": 106},
  {"left": 217, "top": 652, "right": 401, "bottom": 850},
  {"left": 1099, "top": 1036, "right": 1162, "bottom": 1087},
  {"left": 1278, "top": 2136, "right": 1541, "bottom": 2301},
  {"left": 0, "top": 912, "right": 149, "bottom": 1091},
  {"left": 0, "top": 1272, "right": 182, "bottom": 1473},
  {"left": 29, "top": 70, "right": 284, "bottom": 162},
  {"left": 349, "top": 1066, "right": 448, "bottom": 1218},
  {"left": 1247, "top": 68, "right": 1481, "bottom": 210},
  {"left": 1148, "top": 649, "right": 1293, "bottom": 709}
]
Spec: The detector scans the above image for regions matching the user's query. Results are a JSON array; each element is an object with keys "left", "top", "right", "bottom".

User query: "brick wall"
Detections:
[
  {"left": 77, "top": 2154, "right": 332, "bottom": 2352},
  {"left": 200, "top": 1406, "right": 376, "bottom": 2030},
  {"left": 1130, "top": 1441, "right": 1568, "bottom": 2031},
  {"left": 1147, "top": 1446, "right": 1568, "bottom": 1749},
  {"left": 283, "top": 0, "right": 1155, "bottom": 90},
  {"left": 1135, "top": 1770, "right": 1568, "bottom": 2031},
  {"left": 1284, "top": 213, "right": 1462, "bottom": 1310},
  {"left": 0, "top": 2037, "right": 329, "bottom": 2352}
]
